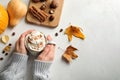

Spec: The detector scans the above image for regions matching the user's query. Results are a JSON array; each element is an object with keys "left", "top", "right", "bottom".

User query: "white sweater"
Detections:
[{"left": 0, "top": 53, "right": 52, "bottom": 80}]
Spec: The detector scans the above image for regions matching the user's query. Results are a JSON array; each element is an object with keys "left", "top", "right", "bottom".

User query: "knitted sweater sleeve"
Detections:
[
  {"left": 0, "top": 53, "right": 28, "bottom": 80},
  {"left": 33, "top": 60, "right": 52, "bottom": 80}
]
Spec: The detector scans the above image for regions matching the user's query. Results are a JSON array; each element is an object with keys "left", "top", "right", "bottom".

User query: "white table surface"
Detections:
[{"left": 0, "top": 0, "right": 120, "bottom": 80}]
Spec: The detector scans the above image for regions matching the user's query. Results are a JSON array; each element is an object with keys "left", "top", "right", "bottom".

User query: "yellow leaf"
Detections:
[
  {"left": 71, "top": 26, "right": 85, "bottom": 40},
  {"left": 65, "top": 26, "right": 73, "bottom": 41},
  {"left": 65, "top": 25, "right": 85, "bottom": 41}
]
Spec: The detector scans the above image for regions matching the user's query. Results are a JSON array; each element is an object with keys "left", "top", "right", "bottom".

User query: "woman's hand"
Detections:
[
  {"left": 15, "top": 30, "right": 34, "bottom": 54},
  {"left": 37, "top": 35, "right": 56, "bottom": 61}
]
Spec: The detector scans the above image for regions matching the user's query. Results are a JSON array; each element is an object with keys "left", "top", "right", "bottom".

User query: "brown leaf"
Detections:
[
  {"left": 62, "top": 45, "right": 78, "bottom": 63},
  {"left": 69, "top": 51, "right": 78, "bottom": 59},
  {"left": 67, "top": 45, "right": 77, "bottom": 51},
  {"left": 62, "top": 53, "right": 72, "bottom": 63}
]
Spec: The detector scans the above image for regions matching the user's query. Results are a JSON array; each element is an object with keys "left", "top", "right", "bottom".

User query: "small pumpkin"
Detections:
[
  {"left": 7, "top": 0, "right": 27, "bottom": 27},
  {"left": 0, "top": 4, "right": 9, "bottom": 34}
]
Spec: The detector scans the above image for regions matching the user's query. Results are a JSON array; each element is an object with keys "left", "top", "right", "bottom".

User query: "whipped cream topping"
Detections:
[{"left": 25, "top": 31, "right": 46, "bottom": 53}]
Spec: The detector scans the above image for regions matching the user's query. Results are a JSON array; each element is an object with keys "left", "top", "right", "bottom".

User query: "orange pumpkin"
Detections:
[{"left": 0, "top": 4, "right": 9, "bottom": 34}]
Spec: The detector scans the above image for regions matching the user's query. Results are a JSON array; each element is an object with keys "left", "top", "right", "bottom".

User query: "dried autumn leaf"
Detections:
[
  {"left": 62, "top": 45, "right": 78, "bottom": 63},
  {"left": 67, "top": 45, "right": 77, "bottom": 51},
  {"left": 67, "top": 51, "right": 78, "bottom": 59},
  {"left": 71, "top": 26, "right": 85, "bottom": 40},
  {"left": 3, "top": 45, "right": 11, "bottom": 52},
  {"left": 64, "top": 26, "right": 72, "bottom": 41},
  {"left": 65, "top": 25, "right": 85, "bottom": 41},
  {"left": 62, "top": 53, "right": 72, "bottom": 63}
]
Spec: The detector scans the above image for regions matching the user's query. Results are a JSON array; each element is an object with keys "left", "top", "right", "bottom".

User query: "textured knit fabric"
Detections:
[
  {"left": 33, "top": 60, "right": 52, "bottom": 80},
  {"left": 0, "top": 53, "right": 28, "bottom": 80},
  {"left": 0, "top": 53, "right": 52, "bottom": 80}
]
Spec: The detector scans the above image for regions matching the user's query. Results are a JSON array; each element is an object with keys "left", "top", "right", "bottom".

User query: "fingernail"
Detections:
[{"left": 47, "top": 35, "right": 52, "bottom": 41}]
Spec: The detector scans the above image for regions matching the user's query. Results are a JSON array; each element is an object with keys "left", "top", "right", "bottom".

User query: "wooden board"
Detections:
[{"left": 26, "top": 0, "right": 64, "bottom": 28}]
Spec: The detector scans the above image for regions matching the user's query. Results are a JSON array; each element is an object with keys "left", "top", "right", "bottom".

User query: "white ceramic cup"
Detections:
[{"left": 25, "top": 30, "right": 46, "bottom": 56}]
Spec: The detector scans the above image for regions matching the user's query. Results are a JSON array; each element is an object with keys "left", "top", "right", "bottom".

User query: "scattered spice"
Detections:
[
  {"left": 8, "top": 43, "right": 12, "bottom": 46},
  {"left": 54, "top": 29, "right": 63, "bottom": 37},
  {"left": 12, "top": 32, "right": 15, "bottom": 36},
  {"left": 55, "top": 33, "right": 58, "bottom": 37},
  {"left": 0, "top": 57, "right": 3, "bottom": 60},
  {"left": 2, "top": 43, "right": 12, "bottom": 56},
  {"left": 49, "top": 15, "right": 55, "bottom": 21},
  {"left": 5, "top": 53, "right": 9, "bottom": 56},
  {"left": 50, "top": 0, "right": 59, "bottom": 9},
  {"left": 40, "top": 4, "right": 46, "bottom": 10},
  {"left": 49, "top": 9, "right": 55, "bottom": 14},
  {"left": 2, "top": 51, "right": 5, "bottom": 54},
  {"left": 29, "top": 6, "right": 48, "bottom": 22},
  {"left": 59, "top": 29, "right": 63, "bottom": 32}
]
